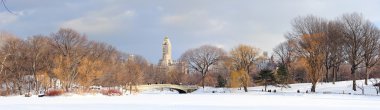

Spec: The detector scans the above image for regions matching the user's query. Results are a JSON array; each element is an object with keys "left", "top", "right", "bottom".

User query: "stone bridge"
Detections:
[{"left": 134, "top": 84, "right": 199, "bottom": 94}]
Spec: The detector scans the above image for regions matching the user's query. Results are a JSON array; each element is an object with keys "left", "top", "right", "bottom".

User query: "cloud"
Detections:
[
  {"left": 161, "top": 10, "right": 227, "bottom": 35},
  {"left": 3, "top": 0, "right": 380, "bottom": 63},
  {"left": 61, "top": 10, "right": 135, "bottom": 34},
  {"left": 0, "top": 12, "right": 18, "bottom": 25}
]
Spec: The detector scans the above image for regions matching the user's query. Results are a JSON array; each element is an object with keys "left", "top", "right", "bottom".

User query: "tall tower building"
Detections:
[{"left": 159, "top": 36, "right": 173, "bottom": 66}]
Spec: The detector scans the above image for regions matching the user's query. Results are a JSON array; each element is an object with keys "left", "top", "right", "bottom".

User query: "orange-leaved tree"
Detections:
[{"left": 287, "top": 15, "right": 327, "bottom": 92}]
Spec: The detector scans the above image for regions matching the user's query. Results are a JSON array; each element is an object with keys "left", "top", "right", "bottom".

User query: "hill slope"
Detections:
[{"left": 194, "top": 79, "right": 380, "bottom": 95}]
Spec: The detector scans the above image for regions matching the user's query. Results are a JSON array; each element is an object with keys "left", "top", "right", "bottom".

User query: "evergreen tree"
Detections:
[
  {"left": 276, "top": 63, "right": 289, "bottom": 85},
  {"left": 257, "top": 69, "right": 277, "bottom": 91},
  {"left": 216, "top": 75, "right": 226, "bottom": 87}
]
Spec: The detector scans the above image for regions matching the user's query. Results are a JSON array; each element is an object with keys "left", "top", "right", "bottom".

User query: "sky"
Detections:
[{"left": 1, "top": 0, "right": 380, "bottom": 63}]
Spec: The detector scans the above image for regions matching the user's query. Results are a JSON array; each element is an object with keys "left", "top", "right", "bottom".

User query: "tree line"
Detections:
[
  {"left": 0, "top": 28, "right": 168, "bottom": 95},
  {"left": 180, "top": 13, "right": 380, "bottom": 93},
  {"left": 275, "top": 13, "right": 380, "bottom": 92},
  {"left": 1, "top": 13, "right": 379, "bottom": 95},
  {"left": 0, "top": 28, "right": 280, "bottom": 95}
]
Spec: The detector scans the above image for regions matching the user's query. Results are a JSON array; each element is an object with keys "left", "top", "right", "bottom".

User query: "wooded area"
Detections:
[{"left": 1, "top": 13, "right": 380, "bottom": 96}]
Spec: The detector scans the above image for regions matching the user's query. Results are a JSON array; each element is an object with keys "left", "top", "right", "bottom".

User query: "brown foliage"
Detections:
[
  {"left": 230, "top": 70, "right": 250, "bottom": 92},
  {"left": 0, "top": 29, "right": 149, "bottom": 95},
  {"left": 287, "top": 15, "right": 327, "bottom": 92},
  {"left": 229, "top": 44, "right": 259, "bottom": 92}
]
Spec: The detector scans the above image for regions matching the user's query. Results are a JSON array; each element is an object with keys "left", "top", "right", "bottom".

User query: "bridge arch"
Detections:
[{"left": 168, "top": 88, "right": 187, "bottom": 94}]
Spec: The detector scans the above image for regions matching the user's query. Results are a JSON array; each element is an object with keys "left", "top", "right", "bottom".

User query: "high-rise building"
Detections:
[
  {"left": 157, "top": 36, "right": 188, "bottom": 78},
  {"left": 159, "top": 36, "right": 173, "bottom": 66}
]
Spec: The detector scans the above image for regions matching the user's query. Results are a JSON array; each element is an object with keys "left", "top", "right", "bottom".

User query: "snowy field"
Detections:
[{"left": 0, "top": 79, "right": 379, "bottom": 110}]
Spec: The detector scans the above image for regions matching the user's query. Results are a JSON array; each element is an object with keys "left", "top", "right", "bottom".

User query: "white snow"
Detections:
[
  {"left": 249, "top": 79, "right": 380, "bottom": 95},
  {"left": 0, "top": 79, "right": 379, "bottom": 110}
]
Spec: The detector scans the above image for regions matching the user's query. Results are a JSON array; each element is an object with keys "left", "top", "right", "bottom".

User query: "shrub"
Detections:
[
  {"left": 24, "top": 92, "right": 32, "bottom": 97},
  {"left": 46, "top": 89, "right": 64, "bottom": 96},
  {"left": 101, "top": 89, "right": 122, "bottom": 96},
  {"left": 1, "top": 91, "right": 8, "bottom": 96}
]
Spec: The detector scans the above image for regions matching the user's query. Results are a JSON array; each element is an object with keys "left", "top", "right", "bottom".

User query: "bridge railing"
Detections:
[{"left": 131, "top": 84, "right": 199, "bottom": 93}]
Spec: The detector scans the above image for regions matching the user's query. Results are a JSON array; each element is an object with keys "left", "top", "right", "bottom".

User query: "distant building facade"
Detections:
[
  {"left": 157, "top": 37, "right": 188, "bottom": 78},
  {"left": 158, "top": 36, "right": 173, "bottom": 66}
]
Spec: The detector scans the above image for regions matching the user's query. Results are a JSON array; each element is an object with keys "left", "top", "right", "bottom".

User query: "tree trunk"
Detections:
[
  {"left": 18, "top": 84, "right": 22, "bottom": 95},
  {"left": 264, "top": 84, "right": 267, "bottom": 92},
  {"left": 65, "top": 83, "right": 70, "bottom": 92},
  {"left": 12, "top": 83, "right": 17, "bottom": 95},
  {"left": 325, "top": 68, "right": 329, "bottom": 83},
  {"left": 352, "top": 74, "right": 357, "bottom": 91},
  {"left": 129, "top": 83, "right": 132, "bottom": 94},
  {"left": 336, "top": 66, "right": 340, "bottom": 82},
  {"left": 5, "top": 79, "right": 10, "bottom": 96},
  {"left": 364, "top": 67, "right": 369, "bottom": 85},
  {"left": 287, "top": 64, "right": 293, "bottom": 83},
  {"left": 324, "top": 61, "right": 329, "bottom": 83},
  {"left": 311, "top": 82, "right": 316, "bottom": 92},
  {"left": 332, "top": 67, "right": 336, "bottom": 84},
  {"left": 32, "top": 61, "right": 40, "bottom": 95},
  {"left": 202, "top": 75, "right": 205, "bottom": 88},
  {"left": 243, "top": 86, "right": 248, "bottom": 92},
  {"left": 351, "top": 66, "right": 357, "bottom": 91},
  {"left": 320, "top": 71, "right": 324, "bottom": 83}
]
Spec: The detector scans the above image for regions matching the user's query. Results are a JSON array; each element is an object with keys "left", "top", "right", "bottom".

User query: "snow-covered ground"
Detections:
[
  {"left": 0, "top": 79, "right": 379, "bottom": 110},
  {"left": 250, "top": 79, "right": 380, "bottom": 95},
  {"left": 194, "top": 79, "right": 380, "bottom": 95}
]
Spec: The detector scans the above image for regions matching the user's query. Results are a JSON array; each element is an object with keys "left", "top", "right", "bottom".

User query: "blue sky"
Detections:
[{"left": 1, "top": 0, "right": 380, "bottom": 63}]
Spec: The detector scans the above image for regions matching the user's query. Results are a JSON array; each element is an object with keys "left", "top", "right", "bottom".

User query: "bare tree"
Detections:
[
  {"left": 125, "top": 54, "right": 148, "bottom": 86},
  {"left": 322, "top": 21, "right": 345, "bottom": 84},
  {"left": 0, "top": 31, "right": 16, "bottom": 76},
  {"left": 339, "top": 13, "right": 367, "bottom": 91},
  {"left": 0, "top": 29, "right": 157, "bottom": 95},
  {"left": 181, "top": 45, "right": 226, "bottom": 88},
  {"left": 25, "top": 35, "right": 50, "bottom": 94},
  {"left": 287, "top": 15, "right": 328, "bottom": 92},
  {"left": 273, "top": 41, "right": 295, "bottom": 83},
  {"left": 362, "top": 23, "right": 380, "bottom": 85},
  {"left": 273, "top": 42, "right": 292, "bottom": 66},
  {"left": 1, "top": 37, "right": 28, "bottom": 95},
  {"left": 50, "top": 28, "right": 89, "bottom": 92}
]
